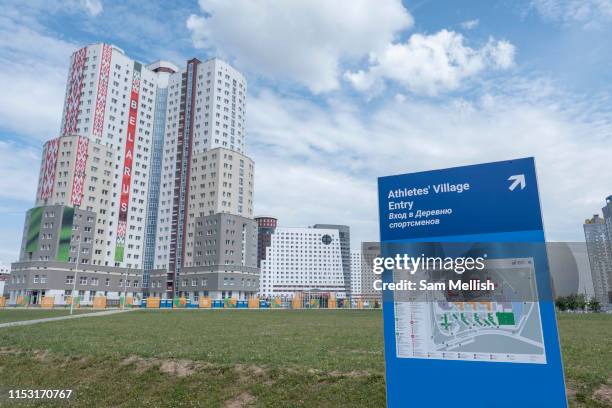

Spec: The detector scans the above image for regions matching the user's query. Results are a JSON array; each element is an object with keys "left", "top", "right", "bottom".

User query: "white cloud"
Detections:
[
  {"left": 0, "top": 141, "right": 40, "bottom": 202},
  {"left": 80, "top": 0, "right": 103, "bottom": 16},
  {"left": 186, "top": 0, "right": 413, "bottom": 93},
  {"left": 532, "top": 0, "right": 612, "bottom": 26},
  {"left": 0, "top": 14, "right": 76, "bottom": 139},
  {"left": 460, "top": 19, "right": 480, "bottom": 30},
  {"left": 248, "top": 79, "right": 610, "bottom": 245},
  {"left": 344, "top": 30, "right": 516, "bottom": 96}
]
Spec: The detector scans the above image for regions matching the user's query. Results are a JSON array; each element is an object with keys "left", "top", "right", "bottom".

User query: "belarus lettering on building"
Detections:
[{"left": 115, "top": 62, "right": 142, "bottom": 262}]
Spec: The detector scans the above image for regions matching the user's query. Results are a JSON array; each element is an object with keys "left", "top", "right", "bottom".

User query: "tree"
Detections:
[
  {"left": 588, "top": 297, "right": 602, "bottom": 313},
  {"left": 555, "top": 296, "right": 568, "bottom": 311},
  {"left": 566, "top": 294, "right": 579, "bottom": 311},
  {"left": 575, "top": 294, "right": 587, "bottom": 312}
]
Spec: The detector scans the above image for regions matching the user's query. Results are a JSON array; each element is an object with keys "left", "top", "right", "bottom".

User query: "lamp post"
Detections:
[
  {"left": 122, "top": 266, "right": 128, "bottom": 310},
  {"left": 69, "top": 230, "right": 83, "bottom": 315}
]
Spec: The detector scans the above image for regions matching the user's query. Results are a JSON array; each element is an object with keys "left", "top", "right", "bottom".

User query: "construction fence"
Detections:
[{"left": 1, "top": 293, "right": 381, "bottom": 310}]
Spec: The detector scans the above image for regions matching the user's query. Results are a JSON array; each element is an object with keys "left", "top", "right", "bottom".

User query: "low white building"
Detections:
[{"left": 259, "top": 226, "right": 346, "bottom": 299}]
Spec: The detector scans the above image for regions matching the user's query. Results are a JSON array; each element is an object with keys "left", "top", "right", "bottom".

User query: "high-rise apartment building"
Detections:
[
  {"left": 360, "top": 242, "right": 381, "bottom": 302},
  {"left": 350, "top": 249, "right": 362, "bottom": 298},
  {"left": 584, "top": 214, "right": 612, "bottom": 306},
  {"left": 6, "top": 43, "right": 257, "bottom": 305},
  {"left": 259, "top": 225, "right": 346, "bottom": 299},
  {"left": 150, "top": 57, "right": 256, "bottom": 300}
]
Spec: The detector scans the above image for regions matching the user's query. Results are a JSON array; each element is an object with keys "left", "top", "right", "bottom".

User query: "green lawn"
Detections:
[
  {"left": 0, "top": 309, "right": 94, "bottom": 324},
  {"left": 0, "top": 310, "right": 609, "bottom": 407}
]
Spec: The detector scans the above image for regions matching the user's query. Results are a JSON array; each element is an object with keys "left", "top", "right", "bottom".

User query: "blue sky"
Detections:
[{"left": 1, "top": 0, "right": 612, "bottom": 266}]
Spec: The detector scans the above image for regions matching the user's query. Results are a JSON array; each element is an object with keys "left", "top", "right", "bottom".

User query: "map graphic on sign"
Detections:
[{"left": 393, "top": 257, "right": 546, "bottom": 364}]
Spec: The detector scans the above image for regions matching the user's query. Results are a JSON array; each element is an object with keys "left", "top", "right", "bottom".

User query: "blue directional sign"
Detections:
[{"left": 378, "top": 158, "right": 567, "bottom": 408}]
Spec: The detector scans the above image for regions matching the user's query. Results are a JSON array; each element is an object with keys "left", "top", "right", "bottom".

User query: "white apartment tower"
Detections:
[
  {"left": 151, "top": 58, "right": 257, "bottom": 299},
  {"left": 7, "top": 42, "right": 257, "bottom": 305},
  {"left": 259, "top": 226, "right": 346, "bottom": 299},
  {"left": 7, "top": 43, "right": 178, "bottom": 306},
  {"left": 53, "top": 43, "right": 176, "bottom": 269}
]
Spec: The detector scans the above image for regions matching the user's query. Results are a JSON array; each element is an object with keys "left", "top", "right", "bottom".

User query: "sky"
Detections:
[{"left": 1, "top": 0, "right": 612, "bottom": 266}]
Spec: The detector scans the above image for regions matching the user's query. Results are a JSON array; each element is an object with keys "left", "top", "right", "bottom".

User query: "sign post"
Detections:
[{"left": 377, "top": 157, "right": 567, "bottom": 408}]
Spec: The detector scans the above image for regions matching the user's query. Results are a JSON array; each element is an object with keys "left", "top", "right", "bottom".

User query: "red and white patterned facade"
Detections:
[{"left": 38, "top": 43, "right": 173, "bottom": 270}]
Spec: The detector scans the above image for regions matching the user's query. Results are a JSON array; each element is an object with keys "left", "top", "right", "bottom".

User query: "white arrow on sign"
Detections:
[{"left": 508, "top": 174, "right": 526, "bottom": 191}]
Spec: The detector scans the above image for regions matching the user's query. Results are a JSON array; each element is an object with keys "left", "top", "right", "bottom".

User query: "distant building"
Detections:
[
  {"left": 360, "top": 242, "right": 381, "bottom": 302},
  {"left": 259, "top": 225, "right": 345, "bottom": 299},
  {"left": 313, "top": 224, "right": 351, "bottom": 296},
  {"left": 350, "top": 249, "right": 362, "bottom": 298},
  {"left": 583, "top": 214, "right": 612, "bottom": 306},
  {"left": 0, "top": 263, "right": 9, "bottom": 296},
  {"left": 255, "top": 216, "right": 277, "bottom": 267}
]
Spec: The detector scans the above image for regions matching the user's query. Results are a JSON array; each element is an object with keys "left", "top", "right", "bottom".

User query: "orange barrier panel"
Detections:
[
  {"left": 357, "top": 299, "right": 364, "bottom": 309},
  {"left": 92, "top": 296, "right": 107, "bottom": 309},
  {"left": 0, "top": 297, "right": 5, "bottom": 308},
  {"left": 16, "top": 295, "right": 25, "bottom": 306},
  {"left": 248, "top": 298, "right": 259, "bottom": 309},
  {"left": 328, "top": 299, "right": 337, "bottom": 309},
  {"left": 126, "top": 296, "right": 134, "bottom": 306},
  {"left": 66, "top": 296, "right": 80, "bottom": 308},
  {"left": 199, "top": 297, "right": 211, "bottom": 308},
  {"left": 146, "top": 297, "right": 160, "bottom": 308},
  {"left": 41, "top": 296, "right": 55, "bottom": 309},
  {"left": 179, "top": 297, "right": 188, "bottom": 307},
  {"left": 292, "top": 294, "right": 302, "bottom": 309}
]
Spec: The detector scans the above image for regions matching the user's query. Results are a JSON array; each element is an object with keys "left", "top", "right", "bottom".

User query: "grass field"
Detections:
[
  {"left": 0, "top": 310, "right": 609, "bottom": 407},
  {"left": 0, "top": 309, "right": 95, "bottom": 324}
]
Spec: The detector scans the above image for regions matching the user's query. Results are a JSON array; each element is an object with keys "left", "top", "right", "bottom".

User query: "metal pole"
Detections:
[
  {"left": 70, "top": 230, "right": 82, "bottom": 315},
  {"left": 122, "top": 266, "right": 128, "bottom": 310}
]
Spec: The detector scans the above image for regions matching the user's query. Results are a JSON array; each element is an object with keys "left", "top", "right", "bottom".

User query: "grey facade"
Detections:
[
  {"left": 148, "top": 213, "right": 258, "bottom": 300},
  {"left": 6, "top": 261, "right": 143, "bottom": 305},
  {"left": 584, "top": 214, "right": 612, "bottom": 306},
  {"left": 313, "top": 224, "right": 351, "bottom": 295},
  {"left": 360, "top": 242, "right": 382, "bottom": 302},
  {"left": 8, "top": 204, "right": 143, "bottom": 305},
  {"left": 19, "top": 205, "right": 95, "bottom": 264}
]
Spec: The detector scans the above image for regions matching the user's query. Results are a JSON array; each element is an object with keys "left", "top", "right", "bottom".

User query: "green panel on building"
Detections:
[
  {"left": 25, "top": 206, "right": 43, "bottom": 253},
  {"left": 114, "top": 245, "right": 124, "bottom": 262},
  {"left": 496, "top": 312, "right": 516, "bottom": 326},
  {"left": 57, "top": 207, "right": 75, "bottom": 261}
]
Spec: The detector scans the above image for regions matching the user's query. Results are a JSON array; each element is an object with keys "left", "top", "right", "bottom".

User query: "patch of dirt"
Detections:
[
  {"left": 0, "top": 348, "right": 20, "bottom": 355},
  {"left": 120, "top": 356, "right": 203, "bottom": 377},
  {"left": 120, "top": 355, "right": 156, "bottom": 374},
  {"left": 223, "top": 391, "right": 255, "bottom": 408},
  {"left": 234, "top": 364, "right": 272, "bottom": 385},
  {"left": 33, "top": 350, "right": 48, "bottom": 361},
  {"left": 593, "top": 381, "right": 612, "bottom": 405},
  {"left": 159, "top": 359, "right": 199, "bottom": 377}
]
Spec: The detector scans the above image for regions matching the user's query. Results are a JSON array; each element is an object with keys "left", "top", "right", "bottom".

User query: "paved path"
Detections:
[{"left": 0, "top": 309, "right": 133, "bottom": 329}]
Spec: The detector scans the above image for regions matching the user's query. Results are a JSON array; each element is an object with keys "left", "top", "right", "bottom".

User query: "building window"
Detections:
[{"left": 66, "top": 276, "right": 74, "bottom": 284}]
